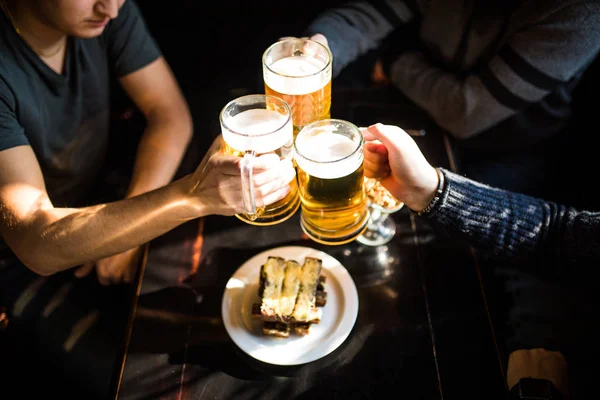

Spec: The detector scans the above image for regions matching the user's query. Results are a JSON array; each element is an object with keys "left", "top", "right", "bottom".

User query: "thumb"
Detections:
[
  {"left": 364, "top": 123, "right": 407, "bottom": 148},
  {"left": 310, "top": 33, "right": 328, "bottom": 48}
]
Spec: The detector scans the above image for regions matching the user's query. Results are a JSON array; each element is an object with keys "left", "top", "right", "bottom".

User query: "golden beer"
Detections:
[
  {"left": 220, "top": 95, "right": 300, "bottom": 225},
  {"left": 294, "top": 119, "right": 369, "bottom": 245},
  {"left": 263, "top": 39, "right": 332, "bottom": 136}
]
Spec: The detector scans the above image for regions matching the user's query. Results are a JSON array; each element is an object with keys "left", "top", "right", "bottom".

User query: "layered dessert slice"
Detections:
[
  {"left": 258, "top": 256, "right": 286, "bottom": 321},
  {"left": 291, "top": 256, "right": 323, "bottom": 324},
  {"left": 253, "top": 255, "right": 327, "bottom": 337},
  {"left": 279, "top": 259, "right": 302, "bottom": 322}
]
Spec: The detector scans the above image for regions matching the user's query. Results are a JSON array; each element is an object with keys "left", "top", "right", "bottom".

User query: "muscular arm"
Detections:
[
  {"left": 0, "top": 134, "right": 292, "bottom": 276},
  {"left": 119, "top": 56, "right": 192, "bottom": 198},
  {"left": 0, "top": 145, "right": 198, "bottom": 276}
]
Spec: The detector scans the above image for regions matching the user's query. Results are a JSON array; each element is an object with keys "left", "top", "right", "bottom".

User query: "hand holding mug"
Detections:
[{"left": 362, "top": 123, "right": 439, "bottom": 213}]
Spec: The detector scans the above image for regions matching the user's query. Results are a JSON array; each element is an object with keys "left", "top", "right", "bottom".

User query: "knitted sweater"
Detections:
[
  {"left": 306, "top": 0, "right": 600, "bottom": 148},
  {"left": 425, "top": 169, "right": 600, "bottom": 281}
]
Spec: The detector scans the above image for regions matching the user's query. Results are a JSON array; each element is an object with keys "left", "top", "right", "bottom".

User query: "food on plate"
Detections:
[{"left": 252, "top": 255, "right": 327, "bottom": 337}]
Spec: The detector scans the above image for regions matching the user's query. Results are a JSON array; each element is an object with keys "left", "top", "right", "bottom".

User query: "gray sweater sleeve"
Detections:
[
  {"left": 388, "top": 2, "right": 600, "bottom": 138},
  {"left": 307, "top": 1, "right": 600, "bottom": 139},
  {"left": 423, "top": 169, "right": 600, "bottom": 281},
  {"left": 305, "top": 1, "right": 415, "bottom": 77}
]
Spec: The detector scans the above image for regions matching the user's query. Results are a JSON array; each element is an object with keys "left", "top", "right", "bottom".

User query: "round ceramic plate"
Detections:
[{"left": 221, "top": 245, "right": 359, "bottom": 366}]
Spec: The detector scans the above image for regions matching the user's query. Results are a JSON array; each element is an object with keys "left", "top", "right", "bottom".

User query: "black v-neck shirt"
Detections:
[{"left": 0, "top": 0, "right": 161, "bottom": 206}]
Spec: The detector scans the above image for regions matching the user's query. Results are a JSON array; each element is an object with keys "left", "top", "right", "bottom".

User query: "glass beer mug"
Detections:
[
  {"left": 219, "top": 94, "right": 300, "bottom": 225},
  {"left": 294, "top": 119, "right": 370, "bottom": 245},
  {"left": 262, "top": 37, "right": 332, "bottom": 137}
]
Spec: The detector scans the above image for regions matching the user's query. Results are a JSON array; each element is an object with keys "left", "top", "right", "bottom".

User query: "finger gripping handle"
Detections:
[{"left": 241, "top": 151, "right": 258, "bottom": 220}]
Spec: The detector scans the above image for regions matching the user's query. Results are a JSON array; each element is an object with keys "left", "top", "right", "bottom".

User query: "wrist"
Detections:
[
  {"left": 179, "top": 174, "right": 209, "bottom": 218},
  {"left": 407, "top": 167, "right": 442, "bottom": 213}
]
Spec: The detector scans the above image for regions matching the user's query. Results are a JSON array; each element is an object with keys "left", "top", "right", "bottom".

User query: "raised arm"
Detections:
[
  {"left": 387, "top": 2, "right": 600, "bottom": 138},
  {"left": 0, "top": 143, "right": 195, "bottom": 276},
  {"left": 118, "top": 56, "right": 192, "bottom": 196},
  {"left": 105, "top": 0, "right": 193, "bottom": 198},
  {"left": 362, "top": 123, "right": 600, "bottom": 281},
  {"left": 304, "top": 0, "right": 415, "bottom": 77},
  {"left": 0, "top": 139, "right": 293, "bottom": 276},
  {"left": 82, "top": 59, "right": 192, "bottom": 285},
  {"left": 72, "top": 0, "right": 193, "bottom": 283}
]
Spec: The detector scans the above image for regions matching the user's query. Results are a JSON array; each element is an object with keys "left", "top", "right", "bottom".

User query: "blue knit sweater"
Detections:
[{"left": 424, "top": 169, "right": 600, "bottom": 279}]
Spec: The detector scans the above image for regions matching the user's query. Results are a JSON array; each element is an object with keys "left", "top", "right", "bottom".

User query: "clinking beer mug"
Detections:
[
  {"left": 294, "top": 119, "right": 370, "bottom": 245},
  {"left": 219, "top": 94, "right": 300, "bottom": 225},
  {"left": 263, "top": 37, "right": 332, "bottom": 137}
]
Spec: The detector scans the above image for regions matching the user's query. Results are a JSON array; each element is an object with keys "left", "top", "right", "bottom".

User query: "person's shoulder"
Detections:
[
  {"left": 0, "top": 50, "right": 20, "bottom": 104},
  {"left": 108, "top": 0, "right": 146, "bottom": 28},
  {"left": 102, "top": 0, "right": 150, "bottom": 43},
  {"left": 0, "top": 22, "right": 17, "bottom": 75},
  {"left": 118, "top": 0, "right": 145, "bottom": 18}
]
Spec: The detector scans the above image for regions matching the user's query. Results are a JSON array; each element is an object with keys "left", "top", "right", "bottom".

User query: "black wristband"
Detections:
[
  {"left": 510, "top": 378, "right": 564, "bottom": 400},
  {"left": 416, "top": 168, "right": 445, "bottom": 216}
]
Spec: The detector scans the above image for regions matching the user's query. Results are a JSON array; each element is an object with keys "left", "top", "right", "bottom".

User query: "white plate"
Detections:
[{"left": 221, "top": 245, "right": 359, "bottom": 366}]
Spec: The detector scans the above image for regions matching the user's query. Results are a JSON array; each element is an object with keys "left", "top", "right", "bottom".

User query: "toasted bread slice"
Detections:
[
  {"left": 259, "top": 256, "right": 286, "bottom": 320},
  {"left": 291, "top": 257, "right": 323, "bottom": 323},
  {"left": 279, "top": 259, "right": 302, "bottom": 320},
  {"left": 255, "top": 255, "right": 327, "bottom": 337}
]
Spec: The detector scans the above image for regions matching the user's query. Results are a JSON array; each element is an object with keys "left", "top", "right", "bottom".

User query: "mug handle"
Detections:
[{"left": 240, "top": 150, "right": 258, "bottom": 220}]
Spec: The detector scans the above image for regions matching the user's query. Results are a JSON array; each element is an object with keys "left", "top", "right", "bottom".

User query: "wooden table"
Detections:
[{"left": 111, "top": 88, "right": 508, "bottom": 399}]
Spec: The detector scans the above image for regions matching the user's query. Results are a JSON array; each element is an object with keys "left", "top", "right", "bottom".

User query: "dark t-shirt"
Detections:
[
  {"left": 0, "top": 0, "right": 161, "bottom": 264},
  {"left": 0, "top": 0, "right": 161, "bottom": 206}
]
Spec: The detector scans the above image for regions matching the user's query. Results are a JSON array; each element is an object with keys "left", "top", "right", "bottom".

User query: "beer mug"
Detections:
[
  {"left": 263, "top": 37, "right": 332, "bottom": 137},
  {"left": 294, "top": 119, "right": 369, "bottom": 245},
  {"left": 219, "top": 94, "right": 300, "bottom": 225}
]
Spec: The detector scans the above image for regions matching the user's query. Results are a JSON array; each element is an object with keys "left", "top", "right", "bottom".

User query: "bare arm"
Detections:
[
  {"left": 0, "top": 145, "right": 196, "bottom": 275},
  {"left": 0, "top": 141, "right": 293, "bottom": 275},
  {"left": 119, "top": 56, "right": 193, "bottom": 198},
  {"left": 74, "top": 56, "right": 193, "bottom": 284}
]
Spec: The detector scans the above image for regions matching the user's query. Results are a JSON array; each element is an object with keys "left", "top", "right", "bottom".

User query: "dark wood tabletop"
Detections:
[{"left": 111, "top": 89, "right": 508, "bottom": 400}]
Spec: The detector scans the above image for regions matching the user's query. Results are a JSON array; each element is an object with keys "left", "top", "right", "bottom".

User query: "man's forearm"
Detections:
[
  {"left": 126, "top": 108, "right": 193, "bottom": 198},
  {"left": 305, "top": 0, "right": 414, "bottom": 77},
  {"left": 18, "top": 175, "right": 198, "bottom": 275},
  {"left": 389, "top": 52, "right": 513, "bottom": 138}
]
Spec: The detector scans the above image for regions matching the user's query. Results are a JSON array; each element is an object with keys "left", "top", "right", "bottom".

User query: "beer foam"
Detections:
[
  {"left": 264, "top": 56, "right": 331, "bottom": 95},
  {"left": 222, "top": 109, "right": 292, "bottom": 153},
  {"left": 295, "top": 132, "right": 363, "bottom": 179}
]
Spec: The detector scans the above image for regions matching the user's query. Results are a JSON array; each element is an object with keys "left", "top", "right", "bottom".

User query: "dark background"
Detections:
[{"left": 134, "top": 0, "right": 345, "bottom": 131}]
